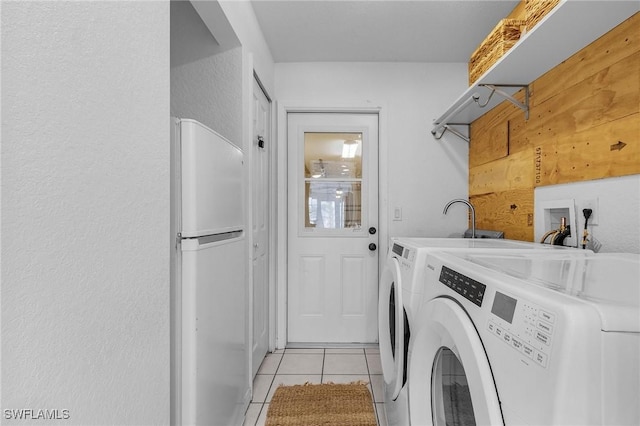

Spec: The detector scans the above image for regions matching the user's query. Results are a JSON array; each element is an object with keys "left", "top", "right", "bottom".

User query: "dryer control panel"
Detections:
[{"left": 487, "top": 291, "right": 556, "bottom": 369}]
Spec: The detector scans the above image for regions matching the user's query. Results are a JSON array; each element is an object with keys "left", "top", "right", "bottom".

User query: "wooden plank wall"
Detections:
[{"left": 469, "top": 12, "right": 639, "bottom": 241}]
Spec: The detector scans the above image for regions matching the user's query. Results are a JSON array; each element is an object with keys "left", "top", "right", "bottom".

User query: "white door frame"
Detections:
[
  {"left": 261, "top": 76, "right": 279, "bottom": 354},
  {"left": 275, "top": 101, "right": 389, "bottom": 348}
]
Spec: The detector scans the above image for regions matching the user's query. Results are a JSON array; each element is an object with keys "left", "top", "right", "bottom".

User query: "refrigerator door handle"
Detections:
[{"left": 195, "top": 230, "right": 243, "bottom": 245}]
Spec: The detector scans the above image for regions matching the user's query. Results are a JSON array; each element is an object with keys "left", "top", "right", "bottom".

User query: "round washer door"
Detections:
[
  {"left": 408, "top": 297, "right": 503, "bottom": 426},
  {"left": 378, "top": 256, "right": 405, "bottom": 400}
]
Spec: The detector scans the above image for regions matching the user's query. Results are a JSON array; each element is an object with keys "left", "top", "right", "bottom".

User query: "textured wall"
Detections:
[
  {"left": 1, "top": 2, "right": 170, "bottom": 424},
  {"left": 170, "top": 0, "right": 242, "bottom": 146},
  {"left": 218, "top": 0, "right": 275, "bottom": 96}
]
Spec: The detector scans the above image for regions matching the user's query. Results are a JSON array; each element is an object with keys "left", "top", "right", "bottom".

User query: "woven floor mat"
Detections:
[{"left": 266, "top": 382, "right": 377, "bottom": 426}]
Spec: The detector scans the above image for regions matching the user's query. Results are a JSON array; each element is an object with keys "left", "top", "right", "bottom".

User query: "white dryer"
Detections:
[
  {"left": 407, "top": 251, "right": 639, "bottom": 425},
  {"left": 378, "top": 238, "right": 579, "bottom": 425}
]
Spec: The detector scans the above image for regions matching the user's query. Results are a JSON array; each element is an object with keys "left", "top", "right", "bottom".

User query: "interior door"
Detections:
[
  {"left": 287, "top": 113, "right": 379, "bottom": 343},
  {"left": 251, "top": 78, "right": 270, "bottom": 377}
]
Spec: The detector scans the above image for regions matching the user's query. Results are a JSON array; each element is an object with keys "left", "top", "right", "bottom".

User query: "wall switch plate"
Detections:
[{"left": 393, "top": 207, "right": 402, "bottom": 221}]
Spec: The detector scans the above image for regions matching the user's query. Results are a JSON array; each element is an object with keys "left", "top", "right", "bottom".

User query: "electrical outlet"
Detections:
[{"left": 582, "top": 198, "right": 598, "bottom": 225}]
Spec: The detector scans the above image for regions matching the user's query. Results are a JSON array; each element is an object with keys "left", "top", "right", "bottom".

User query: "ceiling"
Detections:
[{"left": 250, "top": 0, "right": 520, "bottom": 63}]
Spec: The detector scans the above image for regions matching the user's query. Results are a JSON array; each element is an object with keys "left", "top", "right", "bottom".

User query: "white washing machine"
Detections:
[
  {"left": 407, "top": 251, "right": 640, "bottom": 425},
  {"left": 378, "top": 238, "right": 581, "bottom": 425}
]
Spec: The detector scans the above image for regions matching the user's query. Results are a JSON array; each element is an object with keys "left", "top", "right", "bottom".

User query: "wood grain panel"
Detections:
[
  {"left": 470, "top": 189, "right": 534, "bottom": 241},
  {"left": 470, "top": 89, "right": 531, "bottom": 166},
  {"left": 469, "top": 104, "right": 510, "bottom": 167},
  {"left": 507, "top": 111, "right": 530, "bottom": 154},
  {"left": 528, "top": 52, "right": 639, "bottom": 140},
  {"left": 469, "top": 148, "right": 533, "bottom": 196},
  {"left": 534, "top": 12, "right": 639, "bottom": 106},
  {"left": 502, "top": 88, "right": 530, "bottom": 155},
  {"left": 535, "top": 113, "right": 640, "bottom": 186}
]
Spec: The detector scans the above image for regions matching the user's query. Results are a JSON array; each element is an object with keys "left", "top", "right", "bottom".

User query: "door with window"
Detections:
[{"left": 287, "top": 113, "right": 379, "bottom": 343}]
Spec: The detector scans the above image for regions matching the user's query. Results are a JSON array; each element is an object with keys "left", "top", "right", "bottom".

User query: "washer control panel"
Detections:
[
  {"left": 487, "top": 291, "right": 556, "bottom": 369},
  {"left": 392, "top": 243, "right": 415, "bottom": 271},
  {"left": 439, "top": 266, "right": 486, "bottom": 307}
]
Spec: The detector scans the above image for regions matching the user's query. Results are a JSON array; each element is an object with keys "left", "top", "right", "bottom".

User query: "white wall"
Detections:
[
  {"left": 2, "top": 2, "right": 170, "bottom": 425},
  {"left": 219, "top": 0, "right": 275, "bottom": 96},
  {"left": 535, "top": 175, "right": 640, "bottom": 253},
  {"left": 275, "top": 62, "right": 470, "bottom": 239},
  {"left": 171, "top": 0, "right": 242, "bottom": 144}
]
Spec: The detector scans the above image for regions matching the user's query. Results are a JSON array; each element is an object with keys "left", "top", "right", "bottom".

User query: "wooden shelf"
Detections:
[{"left": 432, "top": 0, "right": 639, "bottom": 139}]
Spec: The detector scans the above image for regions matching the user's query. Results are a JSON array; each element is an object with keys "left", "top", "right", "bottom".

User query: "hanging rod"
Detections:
[{"left": 431, "top": 124, "right": 469, "bottom": 142}]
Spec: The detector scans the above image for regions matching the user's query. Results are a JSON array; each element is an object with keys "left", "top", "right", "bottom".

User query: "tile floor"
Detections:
[{"left": 243, "top": 347, "right": 387, "bottom": 426}]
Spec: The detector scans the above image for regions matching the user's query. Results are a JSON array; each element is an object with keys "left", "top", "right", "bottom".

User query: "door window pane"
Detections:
[
  {"left": 432, "top": 347, "right": 476, "bottom": 426},
  {"left": 303, "top": 132, "right": 363, "bottom": 230},
  {"left": 305, "top": 182, "right": 361, "bottom": 229}
]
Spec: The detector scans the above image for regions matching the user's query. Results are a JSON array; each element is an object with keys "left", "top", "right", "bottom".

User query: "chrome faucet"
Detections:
[{"left": 443, "top": 199, "right": 476, "bottom": 239}]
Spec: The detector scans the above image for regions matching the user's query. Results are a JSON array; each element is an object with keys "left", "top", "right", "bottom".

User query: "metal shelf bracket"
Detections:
[
  {"left": 431, "top": 124, "right": 470, "bottom": 143},
  {"left": 478, "top": 84, "right": 529, "bottom": 120},
  {"left": 431, "top": 84, "right": 528, "bottom": 143}
]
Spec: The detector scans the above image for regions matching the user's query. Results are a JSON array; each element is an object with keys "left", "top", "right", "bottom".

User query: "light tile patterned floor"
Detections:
[{"left": 243, "top": 347, "right": 386, "bottom": 426}]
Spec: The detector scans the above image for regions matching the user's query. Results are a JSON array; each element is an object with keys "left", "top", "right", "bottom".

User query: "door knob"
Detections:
[
  {"left": 369, "top": 227, "right": 377, "bottom": 235},
  {"left": 369, "top": 243, "right": 377, "bottom": 251}
]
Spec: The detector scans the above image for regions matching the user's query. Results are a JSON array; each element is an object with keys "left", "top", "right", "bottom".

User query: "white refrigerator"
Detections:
[{"left": 171, "top": 118, "right": 248, "bottom": 426}]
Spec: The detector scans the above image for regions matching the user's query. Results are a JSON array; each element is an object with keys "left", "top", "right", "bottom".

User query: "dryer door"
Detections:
[
  {"left": 378, "top": 256, "right": 405, "bottom": 400},
  {"left": 408, "top": 297, "right": 503, "bottom": 426}
]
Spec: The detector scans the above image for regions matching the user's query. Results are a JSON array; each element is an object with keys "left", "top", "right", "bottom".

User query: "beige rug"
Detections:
[{"left": 266, "top": 382, "right": 377, "bottom": 426}]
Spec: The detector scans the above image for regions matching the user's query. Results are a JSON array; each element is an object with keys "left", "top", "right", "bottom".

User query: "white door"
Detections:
[
  {"left": 287, "top": 113, "right": 379, "bottom": 343},
  {"left": 252, "top": 78, "right": 270, "bottom": 376}
]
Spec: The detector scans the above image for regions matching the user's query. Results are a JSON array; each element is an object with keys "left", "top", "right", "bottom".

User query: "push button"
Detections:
[
  {"left": 511, "top": 336, "right": 523, "bottom": 352},
  {"left": 539, "top": 309, "right": 555, "bottom": 324},
  {"left": 534, "top": 351, "right": 548, "bottom": 368},
  {"left": 523, "top": 344, "right": 535, "bottom": 359},
  {"left": 535, "top": 331, "right": 550, "bottom": 346},
  {"left": 537, "top": 320, "right": 553, "bottom": 334}
]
